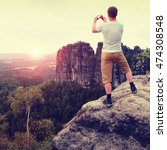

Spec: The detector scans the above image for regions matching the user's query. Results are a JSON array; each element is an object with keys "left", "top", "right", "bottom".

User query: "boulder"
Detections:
[{"left": 52, "top": 75, "right": 150, "bottom": 150}]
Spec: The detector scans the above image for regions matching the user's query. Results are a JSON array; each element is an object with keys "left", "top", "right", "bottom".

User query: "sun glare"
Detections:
[{"left": 29, "top": 48, "right": 46, "bottom": 59}]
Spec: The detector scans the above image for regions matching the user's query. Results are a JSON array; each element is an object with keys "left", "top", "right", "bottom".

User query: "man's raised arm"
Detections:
[{"left": 92, "top": 16, "right": 107, "bottom": 33}]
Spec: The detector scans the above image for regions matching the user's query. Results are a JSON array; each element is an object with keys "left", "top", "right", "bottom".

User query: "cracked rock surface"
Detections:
[{"left": 52, "top": 75, "right": 150, "bottom": 150}]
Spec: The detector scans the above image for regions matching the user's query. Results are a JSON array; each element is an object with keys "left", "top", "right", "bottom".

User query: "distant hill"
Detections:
[
  {"left": 0, "top": 53, "right": 30, "bottom": 60},
  {"left": 0, "top": 53, "right": 56, "bottom": 60},
  {"left": 0, "top": 42, "right": 150, "bottom": 89}
]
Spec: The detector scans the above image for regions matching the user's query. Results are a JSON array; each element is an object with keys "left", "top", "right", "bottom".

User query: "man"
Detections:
[{"left": 92, "top": 6, "right": 137, "bottom": 107}]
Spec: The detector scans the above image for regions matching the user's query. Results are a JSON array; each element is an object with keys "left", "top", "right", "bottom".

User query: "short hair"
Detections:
[{"left": 107, "top": 6, "right": 118, "bottom": 18}]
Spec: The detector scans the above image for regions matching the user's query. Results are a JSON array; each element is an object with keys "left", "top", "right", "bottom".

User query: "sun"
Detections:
[{"left": 29, "top": 48, "right": 46, "bottom": 59}]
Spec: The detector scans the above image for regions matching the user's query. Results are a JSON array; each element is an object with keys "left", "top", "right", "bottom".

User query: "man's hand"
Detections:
[
  {"left": 101, "top": 16, "right": 107, "bottom": 23},
  {"left": 92, "top": 15, "right": 107, "bottom": 33}
]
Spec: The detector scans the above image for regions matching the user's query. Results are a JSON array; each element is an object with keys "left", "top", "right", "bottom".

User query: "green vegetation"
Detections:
[
  {"left": 122, "top": 45, "right": 150, "bottom": 75},
  {"left": 0, "top": 78, "right": 104, "bottom": 149}
]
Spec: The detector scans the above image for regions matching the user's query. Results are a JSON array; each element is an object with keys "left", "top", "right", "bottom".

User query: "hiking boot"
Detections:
[
  {"left": 103, "top": 96, "right": 113, "bottom": 107},
  {"left": 106, "top": 99, "right": 113, "bottom": 107},
  {"left": 130, "top": 84, "right": 137, "bottom": 94}
]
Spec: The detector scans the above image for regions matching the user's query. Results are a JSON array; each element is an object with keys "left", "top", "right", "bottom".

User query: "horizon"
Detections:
[
  {"left": 0, "top": 41, "right": 150, "bottom": 55},
  {"left": 0, "top": 0, "right": 149, "bottom": 54},
  {"left": 0, "top": 41, "right": 150, "bottom": 60}
]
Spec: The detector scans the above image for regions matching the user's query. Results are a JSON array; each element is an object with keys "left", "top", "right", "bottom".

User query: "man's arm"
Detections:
[
  {"left": 92, "top": 16, "right": 107, "bottom": 33},
  {"left": 92, "top": 17, "right": 98, "bottom": 33}
]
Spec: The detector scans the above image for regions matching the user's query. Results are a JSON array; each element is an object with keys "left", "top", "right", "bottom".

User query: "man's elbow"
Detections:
[{"left": 92, "top": 29, "right": 98, "bottom": 33}]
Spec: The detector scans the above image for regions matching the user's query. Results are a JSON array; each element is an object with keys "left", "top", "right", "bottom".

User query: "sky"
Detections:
[{"left": 0, "top": 0, "right": 149, "bottom": 54}]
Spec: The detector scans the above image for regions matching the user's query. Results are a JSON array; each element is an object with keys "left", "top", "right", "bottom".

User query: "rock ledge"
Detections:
[{"left": 52, "top": 75, "right": 150, "bottom": 150}]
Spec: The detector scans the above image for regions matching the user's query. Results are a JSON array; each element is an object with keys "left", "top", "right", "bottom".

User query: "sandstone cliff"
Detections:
[
  {"left": 55, "top": 42, "right": 150, "bottom": 88},
  {"left": 55, "top": 42, "right": 96, "bottom": 86},
  {"left": 52, "top": 75, "right": 150, "bottom": 150}
]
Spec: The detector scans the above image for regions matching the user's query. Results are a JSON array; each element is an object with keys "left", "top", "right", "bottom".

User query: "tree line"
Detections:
[{"left": 0, "top": 78, "right": 104, "bottom": 149}]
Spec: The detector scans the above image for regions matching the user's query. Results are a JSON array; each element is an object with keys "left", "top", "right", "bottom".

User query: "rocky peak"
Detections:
[
  {"left": 52, "top": 75, "right": 150, "bottom": 150},
  {"left": 55, "top": 42, "right": 96, "bottom": 87}
]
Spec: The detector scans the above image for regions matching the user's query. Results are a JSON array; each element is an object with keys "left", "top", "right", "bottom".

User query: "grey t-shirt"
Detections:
[{"left": 97, "top": 21, "right": 123, "bottom": 53}]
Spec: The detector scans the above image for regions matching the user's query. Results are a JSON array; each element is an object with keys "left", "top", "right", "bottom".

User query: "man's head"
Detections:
[{"left": 107, "top": 6, "right": 118, "bottom": 18}]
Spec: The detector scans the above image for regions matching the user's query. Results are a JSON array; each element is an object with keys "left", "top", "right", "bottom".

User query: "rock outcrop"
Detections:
[
  {"left": 52, "top": 75, "right": 150, "bottom": 150},
  {"left": 93, "top": 42, "right": 102, "bottom": 84},
  {"left": 55, "top": 42, "right": 96, "bottom": 87},
  {"left": 55, "top": 42, "right": 150, "bottom": 88}
]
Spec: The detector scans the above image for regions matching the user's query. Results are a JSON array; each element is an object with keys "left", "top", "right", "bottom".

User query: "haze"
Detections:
[{"left": 0, "top": 0, "right": 149, "bottom": 54}]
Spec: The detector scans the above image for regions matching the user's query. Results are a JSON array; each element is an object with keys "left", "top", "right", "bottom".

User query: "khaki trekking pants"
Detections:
[{"left": 101, "top": 51, "right": 130, "bottom": 84}]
